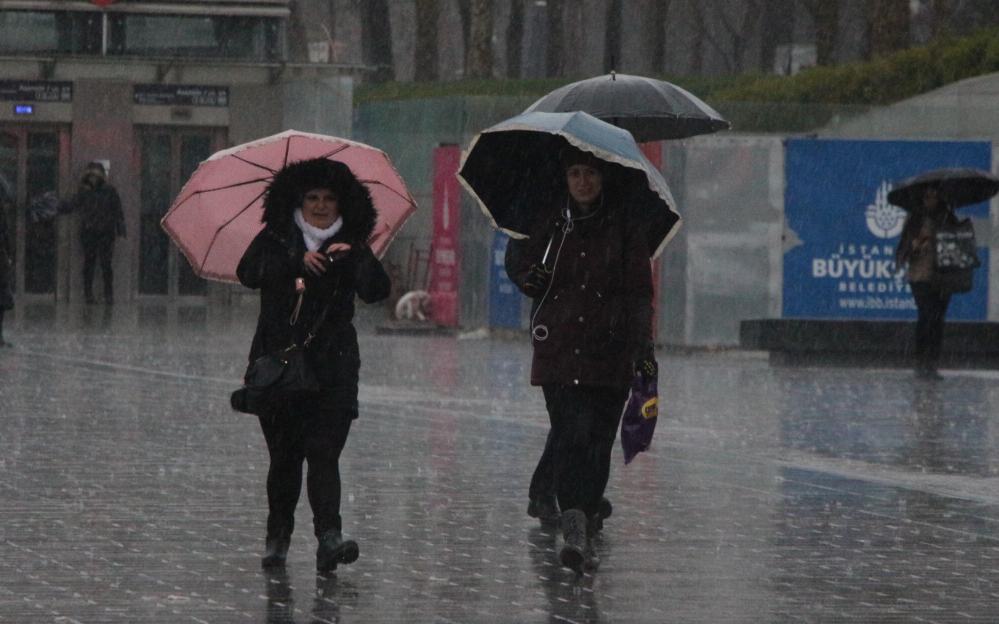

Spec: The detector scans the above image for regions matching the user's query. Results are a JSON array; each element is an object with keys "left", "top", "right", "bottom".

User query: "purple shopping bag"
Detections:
[{"left": 620, "top": 371, "right": 658, "bottom": 465}]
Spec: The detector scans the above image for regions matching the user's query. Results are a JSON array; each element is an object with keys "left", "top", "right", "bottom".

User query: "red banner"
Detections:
[
  {"left": 429, "top": 145, "right": 462, "bottom": 326},
  {"left": 90, "top": 0, "right": 118, "bottom": 6}
]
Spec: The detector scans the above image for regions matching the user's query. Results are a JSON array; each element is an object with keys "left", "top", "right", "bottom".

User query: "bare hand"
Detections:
[{"left": 303, "top": 251, "right": 327, "bottom": 275}]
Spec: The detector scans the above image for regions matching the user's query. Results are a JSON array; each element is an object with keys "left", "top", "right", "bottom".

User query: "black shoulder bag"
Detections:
[{"left": 231, "top": 280, "right": 333, "bottom": 415}]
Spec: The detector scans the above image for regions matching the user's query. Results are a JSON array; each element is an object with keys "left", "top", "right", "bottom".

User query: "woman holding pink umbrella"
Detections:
[{"left": 236, "top": 157, "right": 390, "bottom": 574}]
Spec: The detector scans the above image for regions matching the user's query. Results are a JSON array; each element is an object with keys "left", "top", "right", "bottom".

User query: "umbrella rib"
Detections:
[
  {"left": 359, "top": 179, "right": 416, "bottom": 205},
  {"left": 200, "top": 187, "right": 270, "bottom": 265},
  {"left": 229, "top": 154, "right": 278, "bottom": 174},
  {"left": 318, "top": 144, "right": 351, "bottom": 159},
  {"left": 187, "top": 177, "right": 273, "bottom": 195},
  {"left": 283, "top": 136, "right": 292, "bottom": 170}
]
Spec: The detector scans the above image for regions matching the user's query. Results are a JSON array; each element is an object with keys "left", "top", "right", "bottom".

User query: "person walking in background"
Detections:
[
  {"left": 236, "top": 157, "right": 390, "bottom": 574},
  {"left": 895, "top": 187, "right": 958, "bottom": 380},
  {"left": 505, "top": 148, "right": 657, "bottom": 574},
  {"left": 64, "top": 162, "right": 125, "bottom": 304}
]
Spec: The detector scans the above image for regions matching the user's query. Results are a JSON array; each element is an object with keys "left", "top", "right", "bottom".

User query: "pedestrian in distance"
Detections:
[
  {"left": 236, "top": 157, "right": 390, "bottom": 574},
  {"left": 505, "top": 147, "right": 658, "bottom": 574},
  {"left": 895, "top": 187, "right": 958, "bottom": 381},
  {"left": 62, "top": 162, "right": 126, "bottom": 304}
]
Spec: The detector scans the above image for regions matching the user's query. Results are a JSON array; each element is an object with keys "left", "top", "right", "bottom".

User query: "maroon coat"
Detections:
[{"left": 506, "top": 200, "right": 654, "bottom": 390}]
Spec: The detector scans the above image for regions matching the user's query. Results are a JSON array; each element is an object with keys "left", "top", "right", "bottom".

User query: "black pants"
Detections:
[
  {"left": 528, "top": 429, "right": 556, "bottom": 503},
  {"left": 541, "top": 384, "right": 628, "bottom": 518},
  {"left": 911, "top": 282, "right": 951, "bottom": 367},
  {"left": 82, "top": 233, "right": 115, "bottom": 301},
  {"left": 259, "top": 403, "right": 352, "bottom": 541}
]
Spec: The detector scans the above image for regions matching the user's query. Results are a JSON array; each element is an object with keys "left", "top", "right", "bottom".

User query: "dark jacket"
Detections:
[
  {"left": 506, "top": 199, "right": 653, "bottom": 390},
  {"left": 237, "top": 159, "right": 390, "bottom": 418},
  {"left": 66, "top": 183, "right": 126, "bottom": 239}
]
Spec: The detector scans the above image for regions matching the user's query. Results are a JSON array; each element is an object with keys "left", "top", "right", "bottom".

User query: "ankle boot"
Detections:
[
  {"left": 316, "top": 530, "right": 359, "bottom": 574},
  {"left": 261, "top": 536, "right": 290, "bottom": 569},
  {"left": 559, "top": 509, "right": 589, "bottom": 573}
]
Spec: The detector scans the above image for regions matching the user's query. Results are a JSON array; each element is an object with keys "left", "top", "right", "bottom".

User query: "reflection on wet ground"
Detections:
[{"left": 3, "top": 302, "right": 999, "bottom": 622}]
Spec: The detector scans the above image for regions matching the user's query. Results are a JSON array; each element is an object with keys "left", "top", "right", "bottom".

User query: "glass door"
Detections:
[
  {"left": 0, "top": 127, "right": 64, "bottom": 296},
  {"left": 137, "top": 127, "right": 225, "bottom": 297}
]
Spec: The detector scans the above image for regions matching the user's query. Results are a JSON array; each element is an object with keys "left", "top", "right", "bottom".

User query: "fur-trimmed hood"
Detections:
[{"left": 261, "top": 158, "right": 377, "bottom": 244}]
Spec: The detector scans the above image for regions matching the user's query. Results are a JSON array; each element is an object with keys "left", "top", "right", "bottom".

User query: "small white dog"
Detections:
[{"left": 395, "top": 290, "right": 432, "bottom": 322}]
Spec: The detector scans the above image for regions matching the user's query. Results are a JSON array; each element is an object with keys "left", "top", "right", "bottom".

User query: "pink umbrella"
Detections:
[{"left": 160, "top": 130, "right": 418, "bottom": 283}]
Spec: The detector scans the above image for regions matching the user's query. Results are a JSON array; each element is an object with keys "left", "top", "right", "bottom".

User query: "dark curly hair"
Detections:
[{"left": 261, "top": 157, "right": 377, "bottom": 243}]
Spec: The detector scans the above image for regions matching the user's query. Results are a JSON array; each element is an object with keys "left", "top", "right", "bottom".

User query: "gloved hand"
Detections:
[
  {"left": 523, "top": 263, "right": 552, "bottom": 298},
  {"left": 635, "top": 346, "right": 658, "bottom": 383}
]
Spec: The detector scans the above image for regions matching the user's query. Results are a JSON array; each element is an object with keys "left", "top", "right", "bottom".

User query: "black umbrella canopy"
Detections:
[
  {"left": 888, "top": 167, "right": 999, "bottom": 211},
  {"left": 525, "top": 73, "right": 731, "bottom": 142}
]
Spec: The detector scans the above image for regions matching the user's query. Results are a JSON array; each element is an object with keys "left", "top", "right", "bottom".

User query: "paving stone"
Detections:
[{"left": 2, "top": 303, "right": 999, "bottom": 622}]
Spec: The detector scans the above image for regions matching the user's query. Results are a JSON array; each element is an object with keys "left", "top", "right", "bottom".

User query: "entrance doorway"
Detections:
[
  {"left": 0, "top": 126, "right": 68, "bottom": 297},
  {"left": 137, "top": 126, "right": 226, "bottom": 297}
]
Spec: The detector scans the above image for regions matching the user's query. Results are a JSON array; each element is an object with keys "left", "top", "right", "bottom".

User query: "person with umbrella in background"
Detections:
[
  {"left": 891, "top": 168, "right": 999, "bottom": 380},
  {"left": 460, "top": 111, "right": 680, "bottom": 574},
  {"left": 236, "top": 157, "right": 390, "bottom": 574}
]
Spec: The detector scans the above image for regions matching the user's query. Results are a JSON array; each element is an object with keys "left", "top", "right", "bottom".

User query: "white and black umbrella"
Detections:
[
  {"left": 887, "top": 167, "right": 999, "bottom": 211},
  {"left": 524, "top": 72, "right": 730, "bottom": 142},
  {"left": 458, "top": 111, "right": 681, "bottom": 260}
]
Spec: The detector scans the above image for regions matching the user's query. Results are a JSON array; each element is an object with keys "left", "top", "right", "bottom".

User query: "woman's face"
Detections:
[
  {"left": 566, "top": 164, "right": 603, "bottom": 209},
  {"left": 301, "top": 187, "right": 339, "bottom": 229}
]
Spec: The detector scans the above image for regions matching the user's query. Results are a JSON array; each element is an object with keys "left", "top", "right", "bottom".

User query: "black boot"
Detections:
[
  {"left": 316, "top": 530, "right": 359, "bottom": 574},
  {"left": 527, "top": 494, "right": 560, "bottom": 528},
  {"left": 261, "top": 535, "right": 290, "bottom": 569},
  {"left": 589, "top": 497, "right": 613, "bottom": 535},
  {"left": 559, "top": 509, "right": 590, "bottom": 574}
]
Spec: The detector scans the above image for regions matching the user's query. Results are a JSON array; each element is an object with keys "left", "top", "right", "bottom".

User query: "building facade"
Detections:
[{"left": 0, "top": 0, "right": 363, "bottom": 304}]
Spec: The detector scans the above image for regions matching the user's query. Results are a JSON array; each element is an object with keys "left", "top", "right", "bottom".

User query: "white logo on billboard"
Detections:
[{"left": 865, "top": 181, "right": 906, "bottom": 239}]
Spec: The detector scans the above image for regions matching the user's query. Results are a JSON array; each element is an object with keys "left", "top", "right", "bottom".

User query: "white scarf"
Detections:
[{"left": 294, "top": 209, "right": 343, "bottom": 252}]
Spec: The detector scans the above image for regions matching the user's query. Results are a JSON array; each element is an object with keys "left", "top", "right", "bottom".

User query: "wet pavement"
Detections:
[{"left": 3, "top": 302, "right": 999, "bottom": 623}]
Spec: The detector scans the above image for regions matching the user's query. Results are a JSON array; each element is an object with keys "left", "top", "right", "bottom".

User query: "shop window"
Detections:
[
  {"left": 0, "top": 11, "right": 101, "bottom": 55},
  {"left": 108, "top": 15, "right": 282, "bottom": 61}
]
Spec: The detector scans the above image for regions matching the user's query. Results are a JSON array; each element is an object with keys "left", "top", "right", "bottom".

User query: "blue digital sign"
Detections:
[
  {"left": 783, "top": 139, "right": 991, "bottom": 320},
  {"left": 14, "top": 104, "right": 33, "bottom": 115}
]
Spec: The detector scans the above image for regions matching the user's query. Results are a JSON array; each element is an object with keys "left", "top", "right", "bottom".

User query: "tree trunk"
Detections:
[
  {"left": 931, "top": 0, "right": 951, "bottom": 38},
  {"left": 415, "top": 0, "right": 439, "bottom": 81},
  {"left": 759, "top": 0, "right": 795, "bottom": 73},
  {"left": 546, "top": 0, "right": 565, "bottom": 77},
  {"left": 506, "top": 0, "right": 524, "bottom": 78},
  {"left": 650, "top": 0, "right": 671, "bottom": 74},
  {"left": 689, "top": 0, "right": 705, "bottom": 74},
  {"left": 866, "top": 0, "right": 910, "bottom": 59},
  {"left": 360, "top": 0, "right": 395, "bottom": 82},
  {"left": 803, "top": 0, "right": 839, "bottom": 66},
  {"left": 603, "top": 0, "right": 622, "bottom": 73},
  {"left": 466, "top": 0, "right": 494, "bottom": 78},
  {"left": 286, "top": 0, "right": 311, "bottom": 62}
]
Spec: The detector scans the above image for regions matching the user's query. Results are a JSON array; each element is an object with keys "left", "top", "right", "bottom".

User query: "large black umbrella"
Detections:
[
  {"left": 524, "top": 72, "right": 730, "bottom": 142},
  {"left": 888, "top": 167, "right": 999, "bottom": 211},
  {"left": 458, "top": 111, "right": 681, "bottom": 260}
]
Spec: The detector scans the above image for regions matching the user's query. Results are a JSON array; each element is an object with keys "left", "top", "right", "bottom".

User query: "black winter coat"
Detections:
[
  {"left": 506, "top": 199, "right": 653, "bottom": 390},
  {"left": 66, "top": 183, "right": 126, "bottom": 239},
  {"left": 237, "top": 222, "right": 390, "bottom": 418}
]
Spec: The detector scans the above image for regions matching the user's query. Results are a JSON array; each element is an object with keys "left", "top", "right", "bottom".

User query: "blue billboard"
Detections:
[{"left": 784, "top": 139, "right": 991, "bottom": 320}]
